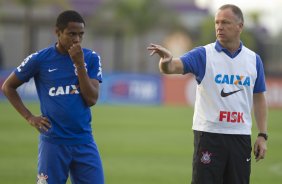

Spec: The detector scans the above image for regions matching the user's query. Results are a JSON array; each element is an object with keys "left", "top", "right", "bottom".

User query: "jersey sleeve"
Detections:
[
  {"left": 86, "top": 51, "right": 103, "bottom": 83},
  {"left": 253, "top": 54, "right": 266, "bottom": 93},
  {"left": 180, "top": 46, "right": 206, "bottom": 84},
  {"left": 14, "top": 52, "right": 39, "bottom": 82}
]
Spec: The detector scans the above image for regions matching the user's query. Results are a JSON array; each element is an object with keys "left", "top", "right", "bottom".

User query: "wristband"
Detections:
[{"left": 258, "top": 133, "right": 268, "bottom": 141}]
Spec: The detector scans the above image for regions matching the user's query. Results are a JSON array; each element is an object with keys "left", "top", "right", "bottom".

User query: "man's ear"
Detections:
[
  {"left": 239, "top": 22, "right": 244, "bottom": 29},
  {"left": 55, "top": 27, "right": 61, "bottom": 37},
  {"left": 238, "top": 22, "right": 244, "bottom": 34}
]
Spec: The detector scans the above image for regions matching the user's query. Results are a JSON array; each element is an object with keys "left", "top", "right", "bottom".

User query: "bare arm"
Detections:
[
  {"left": 1, "top": 73, "right": 50, "bottom": 131},
  {"left": 68, "top": 44, "right": 99, "bottom": 106},
  {"left": 75, "top": 68, "right": 100, "bottom": 107},
  {"left": 147, "top": 43, "right": 184, "bottom": 74},
  {"left": 253, "top": 92, "right": 268, "bottom": 162}
]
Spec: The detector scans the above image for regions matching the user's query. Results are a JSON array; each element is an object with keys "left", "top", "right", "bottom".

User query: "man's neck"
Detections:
[
  {"left": 55, "top": 43, "right": 68, "bottom": 54},
  {"left": 220, "top": 40, "right": 241, "bottom": 54}
]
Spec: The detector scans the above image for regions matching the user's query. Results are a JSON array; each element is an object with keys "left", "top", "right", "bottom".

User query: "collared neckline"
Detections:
[
  {"left": 215, "top": 40, "right": 242, "bottom": 58},
  {"left": 53, "top": 42, "right": 69, "bottom": 56}
]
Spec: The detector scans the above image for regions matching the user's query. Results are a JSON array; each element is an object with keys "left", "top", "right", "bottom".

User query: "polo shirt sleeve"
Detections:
[
  {"left": 87, "top": 51, "right": 103, "bottom": 83},
  {"left": 253, "top": 54, "right": 266, "bottom": 93},
  {"left": 14, "top": 52, "right": 39, "bottom": 82},
  {"left": 180, "top": 46, "right": 206, "bottom": 84}
]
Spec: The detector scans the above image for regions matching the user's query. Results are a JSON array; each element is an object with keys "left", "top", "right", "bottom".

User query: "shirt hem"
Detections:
[
  {"left": 192, "top": 126, "right": 251, "bottom": 135},
  {"left": 40, "top": 135, "right": 94, "bottom": 145}
]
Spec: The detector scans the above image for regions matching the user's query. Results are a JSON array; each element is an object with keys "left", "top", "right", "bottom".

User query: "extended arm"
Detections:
[
  {"left": 253, "top": 92, "right": 268, "bottom": 162},
  {"left": 147, "top": 43, "right": 184, "bottom": 74}
]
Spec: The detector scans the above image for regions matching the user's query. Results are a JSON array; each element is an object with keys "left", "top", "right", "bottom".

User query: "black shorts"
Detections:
[{"left": 191, "top": 131, "right": 251, "bottom": 184}]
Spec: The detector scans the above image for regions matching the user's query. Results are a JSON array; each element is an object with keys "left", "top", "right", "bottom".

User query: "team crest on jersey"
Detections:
[
  {"left": 201, "top": 151, "right": 212, "bottom": 164},
  {"left": 37, "top": 173, "right": 48, "bottom": 184}
]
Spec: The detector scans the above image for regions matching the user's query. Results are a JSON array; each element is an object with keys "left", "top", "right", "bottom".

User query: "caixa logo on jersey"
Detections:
[
  {"left": 215, "top": 74, "right": 251, "bottom": 86},
  {"left": 49, "top": 85, "right": 79, "bottom": 96}
]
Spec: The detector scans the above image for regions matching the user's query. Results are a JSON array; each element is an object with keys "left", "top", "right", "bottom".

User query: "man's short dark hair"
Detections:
[
  {"left": 56, "top": 10, "right": 85, "bottom": 31},
  {"left": 219, "top": 4, "right": 244, "bottom": 23}
]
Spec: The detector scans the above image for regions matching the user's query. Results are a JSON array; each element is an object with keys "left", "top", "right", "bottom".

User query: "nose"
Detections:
[
  {"left": 216, "top": 23, "right": 224, "bottom": 30},
  {"left": 72, "top": 34, "right": 82, "bottom": 43},
  {"left": 73, "top": 35, "right": 81, "bottom": 43}
]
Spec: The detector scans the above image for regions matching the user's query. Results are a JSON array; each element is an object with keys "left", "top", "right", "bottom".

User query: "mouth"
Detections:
[{"left": 217, "top": 33, "right": 225, "bottom": 38}]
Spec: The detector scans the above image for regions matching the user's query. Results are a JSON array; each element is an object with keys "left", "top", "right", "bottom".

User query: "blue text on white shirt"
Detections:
[{"left": 215, "top": 74, "right": 250, "bottom": 86}]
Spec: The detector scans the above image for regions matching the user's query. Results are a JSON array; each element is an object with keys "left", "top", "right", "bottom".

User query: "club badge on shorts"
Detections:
[
  {"left": 201, "top": 151, "right": 212, "bottom": 164},
  {"left": 37, "top": 173, "right": 48, "bottom": 184}
]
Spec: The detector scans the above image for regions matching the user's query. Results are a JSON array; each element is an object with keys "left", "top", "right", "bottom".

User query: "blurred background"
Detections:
[
  {"left": 0, "top": 0, "right": 282, "bottom": 107},
  {"left": 0, "top": 0, "right": 282, "bottom": 183}
]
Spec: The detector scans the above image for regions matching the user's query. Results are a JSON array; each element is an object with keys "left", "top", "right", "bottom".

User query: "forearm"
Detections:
[
  {"left": 159, "top": 58, "right": 172, "bottom": 74},
  {"left": 253, "top": 93, "right": 268, "bottom": 133},
  {"left": 75, "top": 66, "right": 99, "bottom": 106},
  {"left": 159, "top": 58, "right": 184, "bottom": 74}
]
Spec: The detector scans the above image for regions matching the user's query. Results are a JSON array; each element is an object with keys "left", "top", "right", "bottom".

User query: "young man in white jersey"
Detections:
[{"left": 147, "top": 4, "right": 267, "bottom": 184}]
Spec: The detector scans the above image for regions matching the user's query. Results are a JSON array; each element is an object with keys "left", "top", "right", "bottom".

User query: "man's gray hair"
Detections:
[{"left": 219, "top": 4, "right": 244, "bottom": 23}]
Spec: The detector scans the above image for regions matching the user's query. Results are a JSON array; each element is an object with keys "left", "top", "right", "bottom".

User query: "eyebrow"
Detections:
[{"left": 68, "top": 31, "right": 84, "bottom": 34}]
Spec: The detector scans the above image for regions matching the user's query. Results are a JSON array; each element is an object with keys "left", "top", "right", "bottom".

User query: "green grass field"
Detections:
[{"left": 0, "top": 102, "right": 281, "bottom": 184}]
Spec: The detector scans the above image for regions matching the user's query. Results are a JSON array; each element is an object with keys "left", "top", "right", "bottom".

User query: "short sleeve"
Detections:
[
  {"left": 180, "top": 47, "right": 206, "bottom": 84},
  {"left": 86, "top": 51, "right": 103, "bottom": 83},
  {"left": 253, "top": 54, "right": 266, "bottom": 93},
  {"left": 14, "top": 52, "right": 39, "bottom": 82}
]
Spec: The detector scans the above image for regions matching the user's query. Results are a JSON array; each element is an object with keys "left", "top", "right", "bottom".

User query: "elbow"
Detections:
[
  {"left": 85, "top": 98, "right": 97, "bottom": 107},
  {"left": 160, "top": 70, "right": 172, "bottom": 75},
  {"left": 160, "top": 68, "right": 170, "bottom": 74},
  {"left": 1, "top": 82, "right": 8, "bottom": 97},
  {"left": 81, "top": 89, "right": 99, "bottom": 107}
]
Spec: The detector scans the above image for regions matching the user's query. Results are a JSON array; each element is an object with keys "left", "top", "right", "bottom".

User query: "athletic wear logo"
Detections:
[
  {"left": 201, "top": 151, "right": 212, "bottom": 164},
  {"left": 37, "top": 173, "right": 48, "bottom": 184},
  {"left": 219, "top": 111, "right": 245, "bottom": 123},
  {"left": 215, "top": 74, "right": 251, "bottom": 86},
  {"left": 246, "top": 158, "right": 251, "bottom": 162},
  {"left": 221, "top": 88, "right": 243, "bottom": 97},
  {"left": 49, "top": 85, "right": 79, "bottom": 96},
  {"left": 48, "top": 68, "right": 58, "bottom": 72}
]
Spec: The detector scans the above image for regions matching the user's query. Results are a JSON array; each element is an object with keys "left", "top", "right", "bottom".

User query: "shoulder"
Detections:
[
  {"left": 83, "top": 48, "right": 101, "bottom": 62},
  {"left": 181, "top": 46, "right": 206, "bottom": 59},
  {"left": 240, "top": 46, "right": 259, "bottom": 68},
  {"left": 204, "top": 42, "right": 215, "bottom": 49},
  {"left": 191, "top": 46, "right": 206, "bottom": 54},
  {"left": 32, "top": 45, "right": 57, "bottom": 61},
  {"left": 241, "top": 46, "right": 256, "bottom": 57}
]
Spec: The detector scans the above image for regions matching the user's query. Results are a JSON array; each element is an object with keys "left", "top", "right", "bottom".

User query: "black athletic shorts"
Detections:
[{"left": 191, "top": 130, "right": 252, "bottom": 184}]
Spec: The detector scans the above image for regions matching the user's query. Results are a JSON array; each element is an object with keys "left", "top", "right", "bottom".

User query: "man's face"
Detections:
[
  {"left": 56, "top": 22, "right": 84, "bottom": 53},
  {"left": 215, "top": 8, "right": 243, "bottom": 44}
]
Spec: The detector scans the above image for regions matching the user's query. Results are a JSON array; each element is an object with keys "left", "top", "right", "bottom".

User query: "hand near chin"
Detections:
[{"left": 68, "top": 43, "right": 84, "bottom": 66}]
